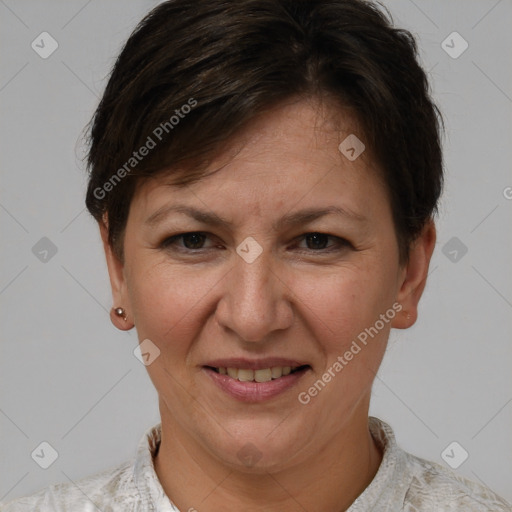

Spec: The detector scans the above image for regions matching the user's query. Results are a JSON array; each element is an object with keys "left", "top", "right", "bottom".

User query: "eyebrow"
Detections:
[{"left": 145, "top": 204, "right": 367, "bottom": 230}]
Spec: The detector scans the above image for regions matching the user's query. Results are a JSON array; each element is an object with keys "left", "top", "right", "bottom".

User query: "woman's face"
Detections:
[{"left": 104, "top": 99, "right": 433, "bottom": 472}]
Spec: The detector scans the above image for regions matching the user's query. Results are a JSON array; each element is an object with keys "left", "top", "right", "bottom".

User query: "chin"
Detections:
[{"left": 209, "top": 426, "right": 307, "bottom": 474}]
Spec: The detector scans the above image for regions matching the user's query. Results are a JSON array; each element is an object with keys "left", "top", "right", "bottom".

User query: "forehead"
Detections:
[
  {"left": 213, "top": 98, "right": 366, "bottom": 173},
  {"left": 129, "top": 99, "right": 388, "bottom": 222}
]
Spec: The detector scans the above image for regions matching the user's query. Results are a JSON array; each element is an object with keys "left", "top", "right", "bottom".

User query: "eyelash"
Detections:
[{"left": 160, "top": 231, "right": 353, "bottom": 254}]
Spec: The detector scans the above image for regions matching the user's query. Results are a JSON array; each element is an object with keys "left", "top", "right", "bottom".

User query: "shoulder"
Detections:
[
  {"left": 403, "top": 452, "right": 512, "bottom": 511},
  {"left": 0, "top": 460, "right": 138, "bottom": 512},
  {"left": 366, "top": 417, "right": 511, "bottom": 512}
]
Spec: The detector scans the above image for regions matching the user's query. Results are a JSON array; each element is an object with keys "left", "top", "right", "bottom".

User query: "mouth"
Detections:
[
  {"left": 202, "top": 363, "right": 311, "bottom": 402},
  {"left": 205, "top": 365, "right": 310, "bottom": 382}
]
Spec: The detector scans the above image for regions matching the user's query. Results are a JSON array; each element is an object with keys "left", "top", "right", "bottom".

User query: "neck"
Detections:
[{"left": 153, "top": 411, "right": 382, "bottom": 512}]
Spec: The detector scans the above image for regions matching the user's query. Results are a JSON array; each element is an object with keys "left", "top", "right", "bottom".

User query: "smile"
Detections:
[
  {"left": 203, "top": 365, "right": 311, "bottom": 402},
  {"left": 209, "top": 365, "right": 307, "bottom": 382}
]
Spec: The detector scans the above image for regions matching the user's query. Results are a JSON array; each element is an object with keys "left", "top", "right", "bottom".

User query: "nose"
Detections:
[{"left": 215, "top": 246, "right": 294, "bottom": 343}]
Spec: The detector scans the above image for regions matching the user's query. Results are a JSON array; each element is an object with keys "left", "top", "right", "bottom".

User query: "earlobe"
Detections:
[
  {"left": 110, "top": 306, "right": 133, "bottom": 331},
  {"left": 100, "top": 219, "right": 134, "bottom": 331},
  {"left": 391, "top": 220, "right": 436, "bottom": 330}
]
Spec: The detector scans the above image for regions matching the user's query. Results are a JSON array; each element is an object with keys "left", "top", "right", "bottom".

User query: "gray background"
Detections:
[{"left": 1, "top": 0, "right": 511, "bottom": 504}]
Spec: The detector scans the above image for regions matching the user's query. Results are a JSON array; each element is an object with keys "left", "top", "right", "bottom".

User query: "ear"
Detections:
[
  {"left": 392, "top": 219, "right": 436, "bottom": 329},
  {"left": 100, "top": 218, "right": 134, "bottom": 330}
]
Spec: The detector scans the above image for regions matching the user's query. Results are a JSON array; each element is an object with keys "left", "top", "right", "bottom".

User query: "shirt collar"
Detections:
[
  {"left": 347, "top": 416, "right": 409, "bottom": 511},
  {"left": 133, "top": 422, "right": 178, "bottom": 511}
]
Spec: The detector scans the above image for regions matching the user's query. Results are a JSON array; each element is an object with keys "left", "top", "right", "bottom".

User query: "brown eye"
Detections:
[
  {"left": 297, "top": 233, "right": 352, "bottom": 252},
  {"left": 304, "top": 233, "right": 330, "bottom": 250},
  {"left": 161, "top": 232, "right": 211, "bottom": 251},
  {"left": 180, "top": 233, "right": 207, "bottom": 249}
]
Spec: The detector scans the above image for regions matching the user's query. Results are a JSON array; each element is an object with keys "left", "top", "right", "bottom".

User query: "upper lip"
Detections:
[{"left": 203, "top": 358, "right": 310, "bottom": 370}]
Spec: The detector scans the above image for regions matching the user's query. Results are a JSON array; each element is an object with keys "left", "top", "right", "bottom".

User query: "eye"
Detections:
[
  {"left": 295, "top": 232, "right": 352, "bottom": 252},
  {"left": 160, "top": 231, "right": 352, "bottom": 255},
  {"left": 160, "top": 232, "right": 215, "bottom": 251}
]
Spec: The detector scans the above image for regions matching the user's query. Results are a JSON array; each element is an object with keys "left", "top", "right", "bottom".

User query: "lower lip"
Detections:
[{"left": 202, "top": 367, "right": 310, "bottom": 402}]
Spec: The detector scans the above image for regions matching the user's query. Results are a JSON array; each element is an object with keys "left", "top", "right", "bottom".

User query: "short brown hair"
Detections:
[{"left": 85, "top": 0, "right": 443, "bottom": 263}]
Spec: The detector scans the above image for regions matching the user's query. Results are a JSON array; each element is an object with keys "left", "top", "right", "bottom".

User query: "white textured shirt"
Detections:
[{"left": 2, "top": 417, "right": 510, "bottom": 511}]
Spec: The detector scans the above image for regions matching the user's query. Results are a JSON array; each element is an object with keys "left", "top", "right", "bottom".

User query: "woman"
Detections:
[{"left": 2, "top": 0, "right": 510, "bottom": 510}]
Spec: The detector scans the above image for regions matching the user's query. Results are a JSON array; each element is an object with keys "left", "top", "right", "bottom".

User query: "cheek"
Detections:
[
  {"left": 291, "top": 270, "right": 392, "bottom": 423},
  {"left": 126, "top": 257, "right": 225, "bottom": 356},
  {"left": 295, "top": 266, "right": 394, "bottom": 350},
  {"left": 127, "top": 260, "right": 192, "bottom": 342}
]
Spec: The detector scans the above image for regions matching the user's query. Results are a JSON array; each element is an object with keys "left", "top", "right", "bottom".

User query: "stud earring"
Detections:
[{"left": 114, "top": 307, "right": 127, "bottom": 320}]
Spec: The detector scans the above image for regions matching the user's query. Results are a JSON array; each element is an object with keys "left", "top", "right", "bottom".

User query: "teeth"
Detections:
[
  {"left": 254, "top": 368, "right": 272, "bottom": 382},
  {"left": 237, "top": 369, "right": 254, "bottom": 382},
  {"left": 215, "top": 366, "right": 300, "bottom": 382},
  {"left": 271, "top": 367, "right": 282, "bottom": 378}
]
